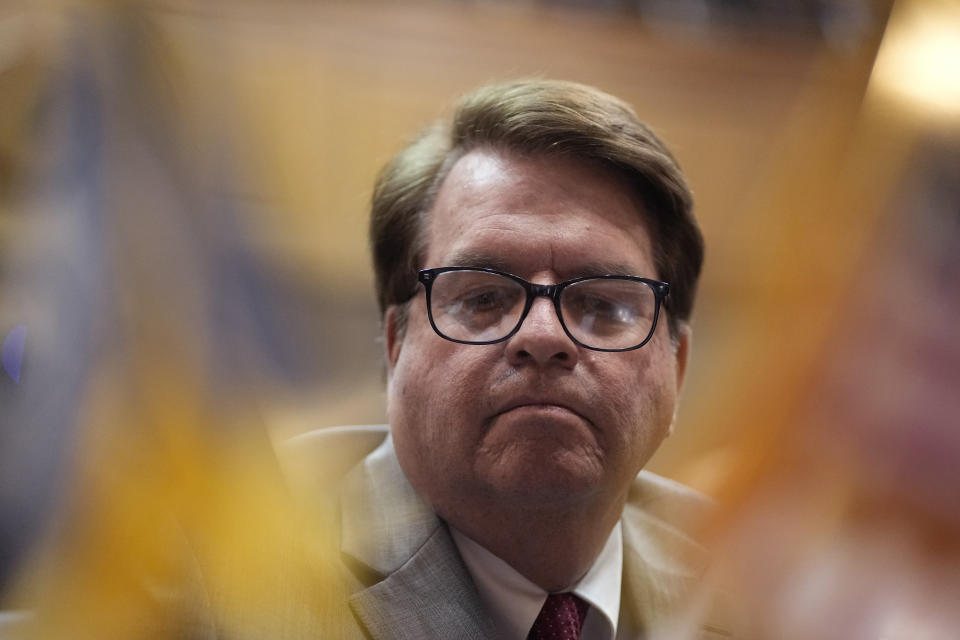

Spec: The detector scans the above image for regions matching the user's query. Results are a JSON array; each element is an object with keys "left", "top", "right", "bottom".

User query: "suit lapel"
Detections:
[
  {"left": 339, "top": 435, "right": 495, "bottom": 640},
  {"left": 348, "top": 527, "right": 496, "bottom": 640}
]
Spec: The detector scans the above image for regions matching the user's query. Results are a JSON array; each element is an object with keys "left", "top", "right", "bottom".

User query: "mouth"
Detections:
[
  {"left": 498, "top": 401, "right": 577, "bottom": 416},
  {"left": 486, "top": 399, "right": 597, "bottom": 451},
  {"left": 493, "top": 396, "right": 591, "bottom": 425}
]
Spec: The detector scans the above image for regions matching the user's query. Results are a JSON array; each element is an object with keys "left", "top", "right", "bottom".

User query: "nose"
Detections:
[{"left": 505, "top": 297, "right": 578, "bottom": 369}]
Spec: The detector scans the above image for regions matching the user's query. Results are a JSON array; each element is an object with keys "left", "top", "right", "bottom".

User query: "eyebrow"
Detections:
[
  {"left": 441, "top": 251, "right": 513, "bottom": 273},
  {"left": 574, "top": 261, "right": 640, "bottom": 278},
  {"left": 440, "top": 251, "right": 642, "bottom": 279}
]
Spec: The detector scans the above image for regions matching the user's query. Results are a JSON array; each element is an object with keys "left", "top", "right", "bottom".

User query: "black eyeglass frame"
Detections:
[{"left": 417, "top": 266, "right": 670, "bottom": 352}]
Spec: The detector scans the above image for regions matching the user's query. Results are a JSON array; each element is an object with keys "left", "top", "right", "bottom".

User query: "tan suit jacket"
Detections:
[{"left": 279, "top": 425, "right": 737, "bottom": 639}]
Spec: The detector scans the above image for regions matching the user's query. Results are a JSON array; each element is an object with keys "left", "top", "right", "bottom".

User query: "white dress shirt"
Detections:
[{"left": 450, "top": 522, "right": 623, "bottom": 640}]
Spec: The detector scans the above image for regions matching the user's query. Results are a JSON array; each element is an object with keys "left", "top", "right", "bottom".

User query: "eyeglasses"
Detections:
[{"left": 417, "top": 267, "right": 670, "bottom": 352}]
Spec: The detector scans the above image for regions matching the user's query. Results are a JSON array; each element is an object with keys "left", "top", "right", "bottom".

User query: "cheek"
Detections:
[
  {"left": 601, "top": 345, "right": 678, "bottom": 445},
  {"left": 388, "top": 343, "right": 430, "bottom": 436},
  {"left": 388, "top": 338, "right": 495, "bottom": 498},
  {"left": 387, "top": 345, "right": 437, "bottom": 491},
  {"left": 388, "top": 336, "right": 486, "bottom": 448}
]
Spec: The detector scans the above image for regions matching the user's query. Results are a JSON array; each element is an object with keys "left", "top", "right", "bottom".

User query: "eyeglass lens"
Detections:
[{"left": 428, "top": 270, "right": 657, "bottom": 350}]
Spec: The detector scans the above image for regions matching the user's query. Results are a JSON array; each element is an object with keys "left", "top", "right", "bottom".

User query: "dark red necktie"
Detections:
[{"left": 527, "top": 593, "right": 590, "bottom": 640}]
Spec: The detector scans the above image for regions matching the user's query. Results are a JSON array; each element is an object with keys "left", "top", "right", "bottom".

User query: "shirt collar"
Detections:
[{"left": 450, "top": 522, "right": 622, "bottom": 640}]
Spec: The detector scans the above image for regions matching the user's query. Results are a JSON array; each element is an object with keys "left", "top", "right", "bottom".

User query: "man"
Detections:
[{"left": 284, "top": 79, "right": 728, "bottom": 639}]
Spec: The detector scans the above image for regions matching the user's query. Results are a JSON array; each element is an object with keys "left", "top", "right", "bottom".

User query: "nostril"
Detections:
[{"left": 514, "top": 349, "right": 568, "bottom": 362}]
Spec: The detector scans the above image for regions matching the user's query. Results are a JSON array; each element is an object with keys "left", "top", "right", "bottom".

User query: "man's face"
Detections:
[{"left": 385, "top": 148, "right": 689, "bottom": 520}]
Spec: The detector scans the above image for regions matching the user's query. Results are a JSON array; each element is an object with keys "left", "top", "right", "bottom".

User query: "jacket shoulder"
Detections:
[
  {"left": 277, "top": 425, "right": 390, "bottom": 496},
  {"left": 628, "top": 471, "right": 714, "bottom": 529},
  {"left": 622, "top": 470, "right": 715, "bottom": 567},
  {"left": 624, "top": 472, "right": 746, "bottom": 639}
]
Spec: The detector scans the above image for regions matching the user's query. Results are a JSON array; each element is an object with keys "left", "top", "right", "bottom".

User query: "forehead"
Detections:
[{"left": 424, "top": 148, "right": 656, "bottom": 279}]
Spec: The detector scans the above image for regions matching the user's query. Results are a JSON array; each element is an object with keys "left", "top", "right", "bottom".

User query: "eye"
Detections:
[
  {"left": 458, "top": 286, "right": 513, "bottom": 313},
  {"left": 574, "top": 293, "right": 629, "bottom": 320}
]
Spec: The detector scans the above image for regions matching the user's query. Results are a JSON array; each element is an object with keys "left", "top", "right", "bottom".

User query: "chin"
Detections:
[{"left": 477, "top": 445, "right": 608, "bottom": 507}]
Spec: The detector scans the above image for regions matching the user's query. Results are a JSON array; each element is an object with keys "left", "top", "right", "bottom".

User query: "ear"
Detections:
[
  {"left": 384, "top": 305, "right": 405, "bottom": 374},
  {"left": 667, "top": 324, "right": 691, "bottom": 437},
  {"left": 674, "top": 323, "right": 692, "bottom": 393}
]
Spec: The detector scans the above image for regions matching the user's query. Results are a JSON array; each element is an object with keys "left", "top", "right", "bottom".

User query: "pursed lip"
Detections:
[{"left": 493, "top": 394, "right": 592, "bottom": 425}]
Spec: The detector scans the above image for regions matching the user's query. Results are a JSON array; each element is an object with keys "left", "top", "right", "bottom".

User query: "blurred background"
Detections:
[{"left": 1, "top": 0, "right": 958, "bottom": 637}]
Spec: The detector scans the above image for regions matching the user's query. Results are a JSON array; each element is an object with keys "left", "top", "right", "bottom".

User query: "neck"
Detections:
[{"left": 442, "top": 492, "right": 626, "bottom": 592}]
